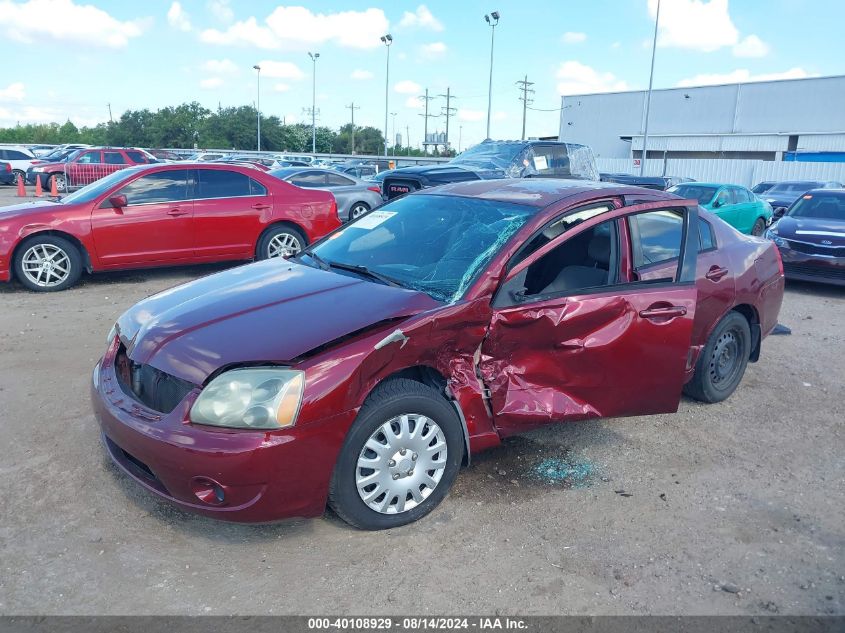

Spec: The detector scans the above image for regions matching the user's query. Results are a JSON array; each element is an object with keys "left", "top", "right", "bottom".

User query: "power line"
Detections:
[
  {"left": 345, "top": 101, "right": 360, "bottom": 153},
  {"left": 516, "top": 75, "right": 535, "bottom": 140}
]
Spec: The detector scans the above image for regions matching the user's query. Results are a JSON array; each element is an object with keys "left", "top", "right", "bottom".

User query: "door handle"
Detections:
[
  {"left": 705, "top": 265, "right": 729, "bottom": 282},
  {"left": 639, "top": 305, "right": 687, "bottom": 319},
  {"left": 251, "top": 203, "right": 271, "bottom": 210},
  {"left": 167, "top": 208, "right": 189, "bottom": 217}
]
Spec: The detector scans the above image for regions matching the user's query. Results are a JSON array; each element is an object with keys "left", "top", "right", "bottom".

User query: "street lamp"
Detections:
[
  {"left": 484, "top": 11, "right": 499, "bottom": 140},
  {"left": 640, "top": 0, "right": 660, "bottom": 176},
  {"left": 308, "top": 52, "right": 320, "bottom": 154},
  {"left": 252, "top": 64, "right": 261, "bottom": 152},
  {"left": 391, "top": 111, "right": 398, "bottom": 151},
  {"left": 380, "top": 34, "right": 393, "bottom": 157}
]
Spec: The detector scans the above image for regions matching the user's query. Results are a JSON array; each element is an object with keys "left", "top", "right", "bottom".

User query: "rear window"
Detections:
[
  {"left": 126, "top": 150, "right": 149, "bottom": 163},
  {"left": 629, "top": 209, "right": 684, "bottom": 268},
  {"left": 103, "top": 152, "right": 126, "bottom": 165}
]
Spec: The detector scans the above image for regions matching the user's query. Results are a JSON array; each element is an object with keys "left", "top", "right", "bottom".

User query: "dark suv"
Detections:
[{"left": 381, "top": 140, "right": 598, "bottom": 200}]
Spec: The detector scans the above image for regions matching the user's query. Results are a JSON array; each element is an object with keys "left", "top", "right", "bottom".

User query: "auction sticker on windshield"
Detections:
[{"left": 354, "top": 210, "right": 397, "bottom": 229}]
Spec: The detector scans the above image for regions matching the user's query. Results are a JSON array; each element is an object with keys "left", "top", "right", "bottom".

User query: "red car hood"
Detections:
[
  {"left": 116, "top": 259, "right": 441, "bottom": 384},
  {"left": 0, "top": 200, "right": 63, "bottom": 220}
]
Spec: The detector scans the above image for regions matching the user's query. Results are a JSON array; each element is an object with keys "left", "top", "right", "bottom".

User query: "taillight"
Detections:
[
  {"left": 330, "top": 197, "right": 338, "bottom": 219},
  {"left": 4, "top": 163, "right": 10, "bottom": 173},
  {"left": 367, "top": 185, "right": 381, "bottom": 193}
]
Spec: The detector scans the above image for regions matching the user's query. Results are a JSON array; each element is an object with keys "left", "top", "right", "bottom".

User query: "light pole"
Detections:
[
  {"left": 308, "top": 52, "right": 320, "bottom": 154},
  {"left": 391, "top": 111, "right": 398, "bottom": 151},
  {"left": 640, "top": 0, "right": 660, "bottom": 176},
  {"left": 252, "top": 64, "right": 261, "bottom": 151},
  {"left": 484, "top": 11, "right": 499, "bottom": 140},
  {"left": 380, "top": 34, "right": 393, "bottom": 157}
]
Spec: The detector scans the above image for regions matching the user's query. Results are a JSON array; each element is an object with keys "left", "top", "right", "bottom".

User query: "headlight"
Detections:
[
  {"left": 106, "top": 323, "right": 117, "bottom": 345},
  {"left": 190, "top": 368, "right": 304, "bottom": 430},
  {"left": 764, "top": 228, "right": 787, "bottom": 248}
]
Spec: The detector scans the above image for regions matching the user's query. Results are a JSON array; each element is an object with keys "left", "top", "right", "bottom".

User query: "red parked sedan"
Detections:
[
  {"left": 92, "top": 179, "right": 784, "bottom": 529},
  {"left": 0, "top": 162, "right": 340, "bottom": 291}
]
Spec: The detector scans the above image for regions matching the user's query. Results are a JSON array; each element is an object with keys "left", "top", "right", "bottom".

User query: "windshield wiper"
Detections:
[
  {"left": 294, "top": 250, "right": 330, "bottom": 271},
  {"left": 325, "top": 260, "right": 404, "bottom": 288}
]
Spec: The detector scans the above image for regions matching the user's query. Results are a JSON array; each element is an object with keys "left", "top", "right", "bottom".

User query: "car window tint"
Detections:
[
  {"left": 104, "top": 152, "right": 126, "bottom": 165},
  {"left": 117, "top": 170, "right": 189, "bottom": 204},
  {"left": 698, "top": 217, "right": 715, "bottom": 251},
  {"left": 196, "top": 169, "right": 251, "bottom": 198},
  {"left": 327, "top": 173, "right": 355, "bottom": 186},
  {"left": 629, "top": 209, "right": 684, "bottom": 268},
  {"left": 289, "top": 171, "right": 327, "bottom": 187},
  {"left": 249, "top": 178, "right": 267, "bottom": 196},
  {"left": 126, "top": 150, "right": 148, "bottom": 163},
  {"left": 77, "top": 151, "right": 102, "bottom": 164},
  {"left": 519, "top": 218, "right": 619, "bottom": 297}
]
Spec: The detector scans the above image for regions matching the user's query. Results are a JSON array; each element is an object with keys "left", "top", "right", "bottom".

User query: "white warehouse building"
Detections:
[{"left": 558, "top": 75, "right": 845, "bottom": 186}]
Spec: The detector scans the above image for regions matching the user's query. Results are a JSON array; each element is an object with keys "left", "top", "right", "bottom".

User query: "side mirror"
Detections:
[
  {"left": 774, "top": 207, "right": 786, "bottom": 219},
  {"left": 108, "top": 194, "right": 128, "bottom": 209}
]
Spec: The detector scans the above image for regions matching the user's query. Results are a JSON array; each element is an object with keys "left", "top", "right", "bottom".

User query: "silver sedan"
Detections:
[{"left": 268, "top": 167, "right": 383, "bottom": 222}]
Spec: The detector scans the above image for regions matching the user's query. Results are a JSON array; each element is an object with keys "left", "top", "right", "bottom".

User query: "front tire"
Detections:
[
  {"left": 684, "top": 311, "right": 751, "bottom": 403},
  {"left": 14, "top": 235, "right": 83, "bottom": 292},
  {"left": 328, "top": 378, "right": 464, "bottom": 530},
  {"left": 256, "top": 225, "right": 306, "bottom": 260},
  {"left": 751, "top": 217, "right": 766, "bottom": 236}
]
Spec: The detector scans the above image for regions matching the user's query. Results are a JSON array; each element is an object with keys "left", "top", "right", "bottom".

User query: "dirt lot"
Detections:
[{"left": 0, "top": 187, "right": 843, "bottom": 616}]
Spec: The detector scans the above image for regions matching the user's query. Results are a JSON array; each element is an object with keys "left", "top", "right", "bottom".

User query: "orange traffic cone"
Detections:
[
  {"left": 34, "top": 175, "right": 43, "bottom": 197},
  {"left": 16, "top": 173, "right": 25, "bottom": 197},
  {"left": 50, "top": 175, "right": 58, "bottom": 197}
]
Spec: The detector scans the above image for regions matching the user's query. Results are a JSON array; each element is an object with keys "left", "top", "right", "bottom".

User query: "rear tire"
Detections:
[
  {"left": 349, "top": 202, "right": 370, "bottom": 221},
  {"left": 328, "top": 378, "right": 464, "bottom": 530},
  {"left": 751, "top": 217, "right": 766, "bottom": 236},
  {"left": 12, "top": 169, "right": 24, "bottom": 184},
  {"left": 13, "top": 234, "right": 83, "bottom": 292},
  {"left": 256, "top": 225, "right": 306, "bottom": 260},
  {"left": 684, "top": 311, "right": 751, "bottom": 403}
]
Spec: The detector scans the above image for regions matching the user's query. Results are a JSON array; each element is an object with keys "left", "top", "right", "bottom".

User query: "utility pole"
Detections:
[
  {"left": 438, "top": 87, "right": 457, "bottom": 152},
  {"left": 418, "top": 88, "right": 436, "bottom": 154},
  {"left": 406, "top": 124, "right": 410, "bottom": 155},
  {"left": 641, "top": 0, "right": 661, "bottom": 176},
  {"left": 484, "top": 11, "right": 500, "bottom": 140},
  {"left": 516, "top": 75, "right": 535, "bottom": 140},
  {"left": 107, "top": 103, "right": 113, "bottom": 123},
  {"left": 391, "top": 111, "right": 398, "bottom": 151},
  {"left": 345, "top": 102, "right": 360, "bottom": 154},
  {"left": 380, "top": 34, "right": 393, "bottom": 157},
  {"left": 308, "top": 52, "right": 320, "bottom": 154}
]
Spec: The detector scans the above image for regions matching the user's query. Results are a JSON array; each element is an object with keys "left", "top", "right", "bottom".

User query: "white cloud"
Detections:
[
  {"left": 648, "top": 0, "right": 737, "bottom": 52},
  {"left": 562, "top": 31, "right": 587, "bottom": 44},
  {"left": 676, "top": 67, "right": 814, "bottom": 87},
  {"left": 395, "top": 80, "right": 422, "bottom": 94},
  {"left": 202, "top": 59, "right": 238, "bottom": 74},
  {"left": 200, "top": 77, "right": 224, "bottom": 89},
  {"left": 167, "top": 1, "right": 190, "bottom": 31},
  {"left": 201, "top": 6, "right": 389, "bottom": 50},
  {"left": 351, "top": 69, "right": 374, "bottom": 80},
  {"left": 0, "top": 0, "right": 146, "bottom": 48},
  {"left": 458, "top": 109, "right": 485, "bottom": 122},
  {"left": 256, "top": 60, "right": 304, "bottom": 80},
  {"left": 405, "top": 96, "right": 423, "bottom": 109},
  {"left": 732, "top": 34, "right": 769, "bottom": 58},
  {"left": 420, "top": 41, "right": 447, "bottom": 59},
  {"left": 399, "top": 5, "right": 443, "bottom": 31},
  {"left": 0, "top": 82, "right": 25, "bottom": 102},
  {"left": 207, "top": 0, "right": 233, "bottom": 23},
  {"left": 556, "top": 60, "right": 628, "bottom": 95},
  {"left": 0, "top": 103, "right": 102, "bottom": 127},
  {"left": 274, "top": 83, "right": 290, "bottom": 92},
  {"left": 611, "top": 41, "right": 621, "bottom": 49}
]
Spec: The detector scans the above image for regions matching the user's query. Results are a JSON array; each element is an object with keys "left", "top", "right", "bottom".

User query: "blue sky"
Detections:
[{"left": 0, "top": 0, "right": 843, "bottom": 150}]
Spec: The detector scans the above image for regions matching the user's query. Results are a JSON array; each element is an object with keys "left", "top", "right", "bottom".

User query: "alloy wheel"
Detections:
[
  {"left": 351, "top": 204, "right": 368, "bottom": 219},
  {"left": 21, "top": 243, "right": 72, "bottom": 288},
  {"left": 267, "top": 232, "right": 302, "bottom": 258},
  {"left": 355, "top": 414, "right": 448, "bottom": 515}
]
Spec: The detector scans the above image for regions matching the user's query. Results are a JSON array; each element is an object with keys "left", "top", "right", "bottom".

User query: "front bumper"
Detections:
[
  {"left": 91, "top": 344, "right": 357, "bottom": 523},
  {"left": 779, "top": 248, "right": 845, "bottom": 286}
]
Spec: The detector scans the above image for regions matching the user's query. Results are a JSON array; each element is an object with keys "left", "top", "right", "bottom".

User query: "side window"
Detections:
[
  {"left": 733, "top": 187, "right": 748, "bottom": 203},
  {"left": 77, "top": 151, "right": 102, "bottom": 164},
  {"left": 289, "top": 171, "right": 327, "bottom": 187},
  {"left": 116, "top": 170, "right": 189, "bottom": 205},
  {"left": 8, "top": 150, "right": 30, "bottom": 160},
  {"left": 0, "top": 150, "right": 7, "bottom": 159},
  {"left": 698, "top": 217, "right": 715, "bottom": 251},
  {"left": 327, "top": 173, "right": 355, "bottom": 186},
  {"left": 196, "top": 169, "right": 251, "bottom": 198},
  {"left": 249, "top": 178, "right": 267, "bottom": 196},
  {"left": 512, "top": 203, "right": 614, "bottom": 267},
  {"left": 714, "top": 188, "right": 730, "bottom": 207},
  {"left": 628, "top": 209, "right": 684, "bottom": 269},
  {"left": 104, "top": 152, "right": 126, "bottom": 165},
  {"left": 126, "top": 150, "right": 148, "bottom": 163},
  {"left": 503, "top": 218, "right": 619, "bottom": 302}
]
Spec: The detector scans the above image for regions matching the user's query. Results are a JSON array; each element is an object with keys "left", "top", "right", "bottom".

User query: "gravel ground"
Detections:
[{"left": 0, "top": 187, "right": 843, "bottom": 615}]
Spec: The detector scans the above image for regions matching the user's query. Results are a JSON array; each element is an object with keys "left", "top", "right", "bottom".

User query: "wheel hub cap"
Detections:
[
  {"left": 267, "top": 233, "right": 301, "bottom": 258},
  {"left": 21, "top": 244, "right": 71, "bottom": 287},
  {"left": 356, "top": 414, "right": 447, "bottom": 515}
]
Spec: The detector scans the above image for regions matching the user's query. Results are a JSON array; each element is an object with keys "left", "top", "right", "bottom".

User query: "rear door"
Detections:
[
  {"left": 91, "top": 168, "right": 193, "bottom": 266},
  {"left": 478, "top": 201, "right": 699, "bottom": 435},
  {"left": 68, "top": 150, "right": 103, "bottom": 186},
  {"left": 191, "top": 168, "right": 272, "bottom": 258}
]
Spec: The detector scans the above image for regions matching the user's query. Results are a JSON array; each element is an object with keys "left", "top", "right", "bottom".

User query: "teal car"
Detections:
[{"left": 668, "top": 182, "right": 773, "bottom": 236}]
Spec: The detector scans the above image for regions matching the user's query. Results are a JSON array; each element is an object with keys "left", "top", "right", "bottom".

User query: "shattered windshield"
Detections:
[
  {"left": 305, "top": 194, "right": 535, "bottom": 303},
  {"left": 451, "top": 142, "right": 525, "bottom": 170}
]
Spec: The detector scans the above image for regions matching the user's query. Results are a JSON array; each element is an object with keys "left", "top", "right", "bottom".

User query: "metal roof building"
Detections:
[{"left": 558, "top": 75, "right": 845, "bottom": 162}]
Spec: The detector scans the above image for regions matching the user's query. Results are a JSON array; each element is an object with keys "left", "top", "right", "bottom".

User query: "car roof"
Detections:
[
  {"left": 422, "top": 178, "right": 677, "bottom": 208},
  {"left": 803, "top": 188, "right": 845, "bottom": 195}
]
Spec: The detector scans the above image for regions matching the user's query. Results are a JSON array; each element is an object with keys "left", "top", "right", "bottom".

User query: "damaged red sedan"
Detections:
[{"left": 92, "top": 179, "right": 785, "bottom": 529}]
